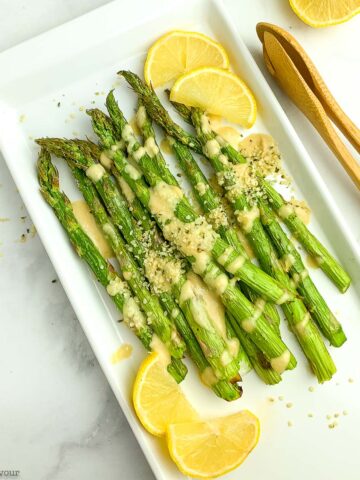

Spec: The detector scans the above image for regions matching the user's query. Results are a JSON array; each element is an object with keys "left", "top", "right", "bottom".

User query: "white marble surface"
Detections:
[{"left": 0, "top": 1, "right": 359, "bottom": 479}]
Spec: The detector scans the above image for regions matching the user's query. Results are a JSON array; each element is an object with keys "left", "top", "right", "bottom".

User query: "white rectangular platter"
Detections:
[{"left": 0, "top": 1, "right": 359, "bottom": 479}]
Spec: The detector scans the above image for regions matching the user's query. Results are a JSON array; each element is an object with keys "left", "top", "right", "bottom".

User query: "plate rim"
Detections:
[{"left": 0, "top": 1, "right": 359, "bottom": 479}]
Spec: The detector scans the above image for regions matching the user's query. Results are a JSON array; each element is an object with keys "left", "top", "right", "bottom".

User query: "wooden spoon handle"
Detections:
[
  {"left": 309, "top": 100, "right": 360, "bottom": 189},
  {"left": 257, "top": 22, "right": 360, "bottom": 153},
  {"left": 315, "top": 74, "right": 360, "bottom": 153},
  {"left": 264, "top": 32, "right": 360, "bottom": 189}
]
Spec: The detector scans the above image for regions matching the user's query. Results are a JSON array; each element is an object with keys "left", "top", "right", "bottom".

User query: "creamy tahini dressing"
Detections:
[
  {"left": 107, "top": 277, "right": 125, "bottom": 296},
  {"left": 129, "top": 115, "right": 141, "bottom": 136},
  {"left": 270, "top": 350, "right": 291, "bottom": 373},
  {"left": 148, "top": 182, "right": 183, "bottom": 221},
  {"left": 236, "top": 206, "right": 260, "bottom": 233},
  {"left": 288, "top": 198, "right": 311, "bottom": 225},
  {"left": 149, "top": 182, "right": 216, "bottom": 256},
  {"left": 282, "top": 253, "right": 296, "bottom": 272},
  {"left": 241, "top": 302, "right": 265, "bottom": 333},
  {"left": 72, "top": 200, "right": 113, "bottom": 258},
  {"left": 200, "top": 366, "right": 218, "bottom": 387},
  {"left": 110, "top": 343, "right": 133, "bottom": 364},
  {"left": 180, "top": 272, "right": 227, "bottom": 339},
  {"left": 160, "top": 138, "right": 172, "bottom": 154},
  {"left": 86, "top": 163, "right": 106, "bottom": 183},
  {"left": 236, "top": 228, "right": 255, "bottom": 259},
  {"left": 238, "top": 133, "right": 276, "bottom": 159},
  {"left": 278, "top": 204, "right": 294, "bottom": 220},
  {"left": 144, "top": 137, "right": 159, "bottom": 157},
  {"left": 150, "top": 334, "right": 171, "bottom": 366},
  {"left": 213, "top": 125, "right": 242, "bottom": 148},
  {"left": 306, "top": 254, "right": 322, "bottom": 269},
  {"left": 295, "top": 312, "right": 310, "bottom": 336},
  {"left": 117, "top": 176, "right": 135, "bottom": 203},
  {"left": 124, "top": 163, "right": 142, "bottom": 180},
  {"left": 100, "top": 152, "right": 113, "bottom": 171},
  {"left": 135, "top": 106, "right": 147, "bottom": 130},
  {"left": 132, "top": 146, "right": 146, "bottom": 161},
  {"left": 217, "top": 247, "right": 233, "bottom": 267},
  {"left": 123, "top": 297, "right": 146, "bottom": 329},
  {"left": 204, "top": 139, "right": 221, "bottom": 158},
  {"left": 292, "top": 270, "right": 309, "bottom": 288},
  {"left": 226, "top": 256, "right": 246, "bottom": 275}
]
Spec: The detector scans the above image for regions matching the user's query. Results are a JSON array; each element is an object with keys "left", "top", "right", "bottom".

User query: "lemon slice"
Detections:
[
  {"left": 170, "top": 67, "right": 257, "bottom": 127},
  {"left": 289, "top": 0, "right": 360, "bottom": 27},
  {"left": 144, "top": 30, "right": 229, "bottom": 87},
  {"left": 133, "top": 352, "right": 198, "bottom": 436},
  {"left": 167, "top": 410, "right": 260, "bottom": 478}
]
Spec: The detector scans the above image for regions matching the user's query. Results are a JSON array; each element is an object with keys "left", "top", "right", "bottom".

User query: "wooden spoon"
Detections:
[
  {"left": 257, "top": 22, "right": 360, "bottom": 153},
  {"left": 262, "top": 31, "right": 360, "bottom": 189}
]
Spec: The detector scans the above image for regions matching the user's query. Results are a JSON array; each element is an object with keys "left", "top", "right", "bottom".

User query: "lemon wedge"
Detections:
[
  {"left": 170, "top": 67, "right": 257, "bottom": 127},
  {"left": 167, "top": 410, "right": 260, "bottom": 478},
  {"left": 289, "top": 0, "right": 360, "bottom": 27},
  {"left": 144, "top": 30, "right": 229, "bottom": 87},
  {"left": 133, "top": 352, "right": 198, "bottom": 436}
]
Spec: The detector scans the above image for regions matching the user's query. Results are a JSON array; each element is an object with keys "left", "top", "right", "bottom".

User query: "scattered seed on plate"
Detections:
[
  {"left": 348, "top": 378, "right": 354, "bottom": 383},
  {"left": 287, "top": 421, "right": 293, "bottom": 427},
  {"left": 286, "top": 402, "right": 293, "bottom": 409},
  {"left": 326, "top": 414, "right": 332, "bottom": 420},
  {"left": 308, "top": 386, "right": 315, "bottom": 392},
  {"left": 268, "top": 397, "right": 275, "bottom": 403},
  {"left": 278, "top": 395, "right": 284, "bottom": 401},
  {"left": 343, "top": 410, "right": 349, "bottom": 416},
  {"left": 307, "top": 413, "right": 314, "bottom": 418}
]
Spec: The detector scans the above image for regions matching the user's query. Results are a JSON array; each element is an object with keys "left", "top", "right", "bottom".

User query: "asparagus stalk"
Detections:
[
  {"left": 166, "top": 94, "right": 351, "bottom": 293},
  {"left": 39, "top": 137, "right": 247, "bottom": 385},
  {"left": 69, "top": 162, "right": 243, "bottom": 398},
  {"left": 258, "top": 179, "right": 351, "bottom": 293},
  {"left": 259, "top": 199, "right": 346, "bottom": 346},
  {"left": 168, "top": 93, "right": 244, "bottom": 165},
  {"left": 168, "top": 101, "right": 346, "bottom": 348},
  {"left": 187, "top": 113, "right": 337, "bottom": 378},
  {"left": 126, "top": 110, "right": 250, "bottom": 378},
  {"left": 172, "top": 120, "right": 336, "bottom": 381},
  {"left": 135, "top": 101, "right": 280, "bottom": 349},
  {"left": 121, "top": 81, "right": 336, "bottom": 381},
  {"left": 105, "top": 90, "right": 294, "bottom": 305},
  {"left": 37, "top": 148, "right": 186, "bottom": 382},
  {"left": 136, "top": 99, "right": 180, "bottom": 187},
  {"left": 117, "top": 177, "right": 250, "bottom": 382},
  {"left": 168, "top": 135, "right": 281, "bottom": 335},
  {"left": 86, "top": 104, "right": 296, "bottom": 373},
  {"left": 150, "top": 122, "right": 283, "bottom": 379},
  {"left": 133, "top": 112, "right": 279, "bottom": 382},
  {"left": 227, "top": 313, "right": 282, "bottom": 385},
  {"left": 134, "top": 103, "right": 252, "bottom": 376},
  {"left": 36, "top": 139, "right": 186, "bottom": 361}
]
